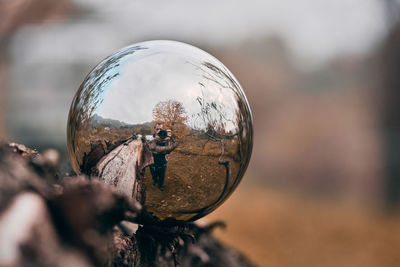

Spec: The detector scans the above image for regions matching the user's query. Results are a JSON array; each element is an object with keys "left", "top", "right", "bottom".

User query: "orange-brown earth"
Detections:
[
  {"left": 205, "top": 181, "right": 400, "bottom": 267},
  {"left": 143, "top": 144, "right": 240, "bottom": 220}
]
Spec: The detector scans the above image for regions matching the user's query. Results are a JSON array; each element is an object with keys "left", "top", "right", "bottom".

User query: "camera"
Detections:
[{"left": 157, "top": 129, "right": 168, "bottom": 140}]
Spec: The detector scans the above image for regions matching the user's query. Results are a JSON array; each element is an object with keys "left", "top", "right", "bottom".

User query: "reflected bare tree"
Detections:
[
  {"left": 152, "top": 99, "right": 189, "bottom": 138},
  {"left": 178, "top": 61, "right": 253, "bottom": 219},
  {"left": 191, "top": 61, "right": 253, "bottom": 169}
]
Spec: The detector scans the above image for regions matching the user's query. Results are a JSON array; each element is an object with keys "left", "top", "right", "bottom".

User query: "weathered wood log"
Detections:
[
  {"left": 95, "top": 138, "right": 150, "bottom": 205},
  {"left": 0, "top": 143, "right": 93, "bottom": 267},
  {"left": 0, "top": 143, "right": 255, "bottom": 267},
  {"left": 0, "top": 192, "right": 92, "bottom": 267}
]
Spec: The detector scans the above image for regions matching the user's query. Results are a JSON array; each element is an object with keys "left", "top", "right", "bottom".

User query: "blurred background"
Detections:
[{"left": 1, "top": 0, "right": 400, "bottom": 266}]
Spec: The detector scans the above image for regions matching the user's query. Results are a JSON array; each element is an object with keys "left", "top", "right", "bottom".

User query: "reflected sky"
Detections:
[{"left": 96, "top": 41, "right": 239, "bottom": 132}]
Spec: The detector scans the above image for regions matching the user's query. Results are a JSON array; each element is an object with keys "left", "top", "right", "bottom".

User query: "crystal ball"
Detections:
[{"left": 67, "top": 40, "right": 253, "bottom": 221}]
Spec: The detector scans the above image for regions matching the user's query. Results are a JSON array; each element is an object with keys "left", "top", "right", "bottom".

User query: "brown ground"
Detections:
[
  {"left": 205, "top": 180, "right": 400, "bottom": 267},
  {"left": 143, "top": 148, "right": 240, "bottom": 220}
]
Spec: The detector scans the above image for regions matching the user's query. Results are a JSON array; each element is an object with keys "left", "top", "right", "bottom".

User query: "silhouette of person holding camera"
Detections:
[{"left": 149, "top": 123, "right": 178, "bottom": 191}]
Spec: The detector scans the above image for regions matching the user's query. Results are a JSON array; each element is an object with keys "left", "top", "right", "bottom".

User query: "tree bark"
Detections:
[
  {"left": 96, "top": 138, "right": 146, "bottom": 204},
  {"left": 0, "top": 142, "right": 255, "bottom": 267}
]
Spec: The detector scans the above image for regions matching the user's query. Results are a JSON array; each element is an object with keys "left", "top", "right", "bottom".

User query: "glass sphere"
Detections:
[{"left": 67, "top": 40, "right": 253, "bottom": 221}]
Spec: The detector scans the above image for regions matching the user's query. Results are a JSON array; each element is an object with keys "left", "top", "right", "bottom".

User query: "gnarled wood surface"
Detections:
[
  {"left": 0, "top": 142, "right": 255, "bottom": 267},
  {"left": 96, "top": 139, "right": 145, "bottom": 204}
]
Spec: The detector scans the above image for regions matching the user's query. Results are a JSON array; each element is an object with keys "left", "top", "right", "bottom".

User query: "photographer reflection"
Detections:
[
  {"left": 149, "top": 125, "right": 178, "bottom": 191},
  {"left": 149, "top": 123, "right": 163, "bottom": 185}
]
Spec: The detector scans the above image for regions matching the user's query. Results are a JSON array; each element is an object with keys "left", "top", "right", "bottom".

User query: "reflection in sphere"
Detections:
[{"left": 67, "top": 40, "right": 253, "bottom": 221}]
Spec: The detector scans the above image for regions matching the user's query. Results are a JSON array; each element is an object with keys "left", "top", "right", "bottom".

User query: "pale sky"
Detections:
[
  {"left": 11, "top": 0, "right": 387, "bottom": 68},
  {"left": 96, "top": 41, "right": 239, "bottom": 132},
  {"left": 6, "top": 0, "right": 388, "bottom": 144}
]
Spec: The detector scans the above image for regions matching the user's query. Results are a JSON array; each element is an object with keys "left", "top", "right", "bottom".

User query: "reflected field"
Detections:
[{"left": 144, "top": 134, "right": 241, "bottom": 220}]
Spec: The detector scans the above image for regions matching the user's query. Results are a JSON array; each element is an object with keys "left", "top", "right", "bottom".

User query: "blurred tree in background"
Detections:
[
  {"left": 0, "top": 0, "right": 71, "bottom": 137},
  {"left": 381, "top": 0, "right": 400, "bottom": 208}
]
